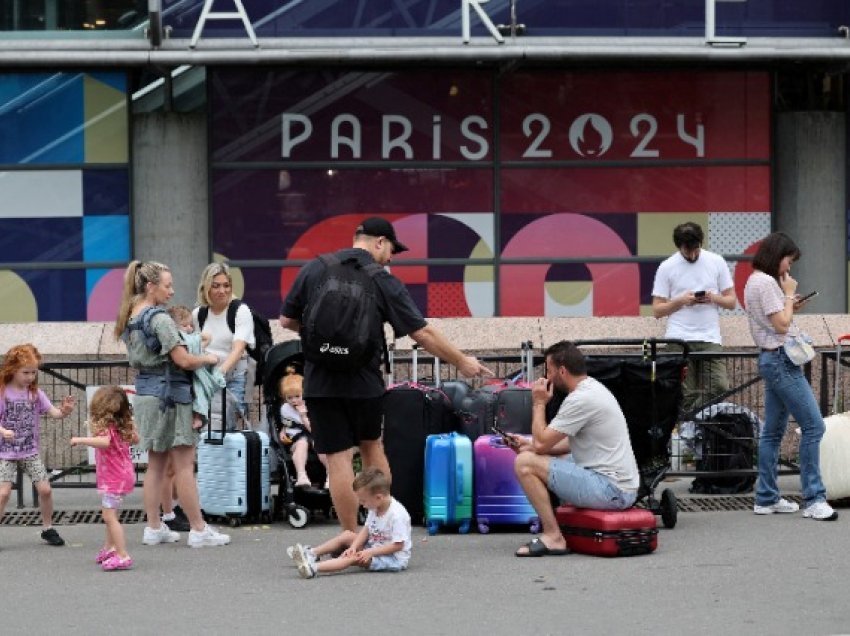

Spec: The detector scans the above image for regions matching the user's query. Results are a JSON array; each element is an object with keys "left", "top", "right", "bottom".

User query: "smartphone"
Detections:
[
  {"left": 694, "top": 290, "right": 706, "bottom": 298},
  {"left": 491, "top": 424, "right": 519, "bottom": 448},
  {"left": 798, "top": 290, "right": 818, "bottom": 303}
]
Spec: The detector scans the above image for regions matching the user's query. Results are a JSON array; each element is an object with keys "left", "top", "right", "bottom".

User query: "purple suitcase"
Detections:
[{"left": 473, "top": 434, "right": 539, "bottom": 534}]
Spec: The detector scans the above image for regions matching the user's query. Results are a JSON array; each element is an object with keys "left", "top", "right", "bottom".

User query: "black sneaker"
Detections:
[{"left": 41, "top": 528, "right": 65, "bottom": 546}]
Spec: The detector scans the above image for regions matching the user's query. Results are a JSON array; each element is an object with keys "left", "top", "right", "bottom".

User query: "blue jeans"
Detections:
[
  {"left": 757, "top": 349, "right": 826, "bottom": 507},
  {"left": 226, "top": 367, "right": 248, "bottom": 418},
  {"left": 548, "top": 455, "right": 637, "bottom": 510}
]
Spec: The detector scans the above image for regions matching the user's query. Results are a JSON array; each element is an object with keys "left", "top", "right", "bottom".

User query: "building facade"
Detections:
[{"left": 1, "top": 1, "right": 848, "bottom": 321}]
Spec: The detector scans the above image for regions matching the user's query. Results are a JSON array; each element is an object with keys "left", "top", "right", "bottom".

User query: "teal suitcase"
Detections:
[{"left": 424, "top": 432, "right": 473, "bottom": 535}]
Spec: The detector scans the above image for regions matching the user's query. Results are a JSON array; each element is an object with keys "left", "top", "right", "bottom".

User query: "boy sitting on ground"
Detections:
[{"left": 288, "top": 467, "right": 411, "bottom": 578}]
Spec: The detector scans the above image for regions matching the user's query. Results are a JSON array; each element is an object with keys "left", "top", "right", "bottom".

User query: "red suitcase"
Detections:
[{"left": 556, "top": 505, "right": 658, "bottom": 557}]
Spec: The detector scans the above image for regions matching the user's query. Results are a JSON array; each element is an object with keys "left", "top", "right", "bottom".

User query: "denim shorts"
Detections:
[
  {"left": 368, "top": 553, "right": 409, "bottom": 572},
  {"left": 548, "top": 455, "right": 637, "bottom": 510}
]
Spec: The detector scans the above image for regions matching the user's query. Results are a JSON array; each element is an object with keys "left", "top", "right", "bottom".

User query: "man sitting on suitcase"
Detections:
[{"left": 510, "top": 340, "right": 640, "bottom": 557}]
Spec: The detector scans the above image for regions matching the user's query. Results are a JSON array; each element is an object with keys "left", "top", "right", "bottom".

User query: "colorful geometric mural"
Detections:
[
  {"left": 208, "top": 68, "right": 771, "bottom": 319},
  {"left": 0, "top": 72, "right": 129, "bottom": 322}
]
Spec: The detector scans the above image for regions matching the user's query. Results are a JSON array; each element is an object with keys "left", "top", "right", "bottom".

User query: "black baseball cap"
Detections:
[{"left": 356, "top": 217, "right": 409, "bottom": 254}]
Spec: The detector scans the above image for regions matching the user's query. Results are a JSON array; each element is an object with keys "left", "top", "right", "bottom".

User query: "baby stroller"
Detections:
[
  {"left": 263, "top": 340, "right": 332, "bottom": 528},
  {"left": 576, "top": 339, "right": 689, "bottom": 529}
]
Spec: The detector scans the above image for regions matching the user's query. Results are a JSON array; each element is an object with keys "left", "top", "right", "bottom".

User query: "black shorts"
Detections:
[{"left": 304, "top": 397, "right": 383, "bottom": 455}]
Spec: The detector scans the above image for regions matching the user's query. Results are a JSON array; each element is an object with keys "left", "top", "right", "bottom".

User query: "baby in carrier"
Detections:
[{"left": 279, "top": 367, "right": 328, "bottom": 489}]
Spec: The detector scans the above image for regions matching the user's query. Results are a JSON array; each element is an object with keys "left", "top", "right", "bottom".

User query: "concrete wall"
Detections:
[
  {"left": 6, "top": 316, "right": 850, "bottom": 359},
  {"left": 775, "top": 111, "right": 847, "bottom": 313},
  {"left": 132, "top": 112, "right": 210, "bottom": 308}
]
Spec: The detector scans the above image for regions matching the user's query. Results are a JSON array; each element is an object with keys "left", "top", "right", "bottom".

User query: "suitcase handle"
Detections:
[
  {"left": 204, "top": 388, "right": 227, "bottom": 446},
  {"left": 489, "top": 435, "right": 509, "bottom": 449}
]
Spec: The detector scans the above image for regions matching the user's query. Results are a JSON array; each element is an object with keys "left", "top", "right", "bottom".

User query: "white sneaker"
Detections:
[
  {"left": 188, "top": 524, "right": 232, "bottom": 548},
  {"left": 286, "top": 544, "right": 315, "bottom": 563},
  {"left": 143, "top": 524, "right": 180, "bottom": 545},
  {"left": 289, "top": 543, "right": 317, "bottom": 568},
  {"left": 753, "top": 498, "right": 799, "bottom": 515},
  {"left": 802, "top": 500, "right": 838, "bottom": 521},
  {"left": 297, "top": 560, "right": 317, "bottom": 579}
]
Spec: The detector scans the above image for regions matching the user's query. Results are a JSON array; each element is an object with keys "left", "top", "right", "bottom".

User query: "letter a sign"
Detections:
[{"left": 191, "top": 0, "right": 258, "bottom": 48}]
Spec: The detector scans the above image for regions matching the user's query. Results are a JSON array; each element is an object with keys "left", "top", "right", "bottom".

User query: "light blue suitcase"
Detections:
[
  {"left": 197, "top": 429, "right": 271, "bottom": 526},
  {"left": 424, "top": 432, "right": 473, "bottom": 535}
]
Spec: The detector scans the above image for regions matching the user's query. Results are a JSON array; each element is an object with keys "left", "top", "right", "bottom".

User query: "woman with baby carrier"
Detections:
[{"left": 115, "top": 260, "right": 232, "bottom": 548}]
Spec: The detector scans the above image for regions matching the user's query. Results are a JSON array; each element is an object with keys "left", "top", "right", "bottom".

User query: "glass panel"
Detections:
[
  {"left": 0, "top": 72, "right": 128, "bottom": 165},
  {"left": 0, "top": 266, "right": 130, "bottom": 322},
  {"left": 500, "top": 166, "right": 771, "bottom": 215},
  {"left": 0, "top": 0, "right": 147, "bottom": 31},
  {"left": 269, "top": 262, "right": 496, "bottom": 321},
  {"left": 210, "top": 68, "right": 493, "bottom": 163},
  {"left": 500, "top": 71, "right": 770, "bottom": 162},
  {"left": 211, "top": 168, "right": 494, "bottom": 261},
  {"left": 162, "top": 0, "right": 850, "bottom": 38}
]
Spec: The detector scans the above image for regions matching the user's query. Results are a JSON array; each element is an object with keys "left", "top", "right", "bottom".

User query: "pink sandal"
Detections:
[
  {"left": 95, "top": 548, "right": 116, "bottom": 564},
  {"left": 102, "top": 554, "right": 134, "bottom": 571}
]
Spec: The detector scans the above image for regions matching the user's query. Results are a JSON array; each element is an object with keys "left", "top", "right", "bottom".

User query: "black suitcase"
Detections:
[
  {"left": 383, "top": 348, "right": 458, "bottom": 524},
  {"left": 459, "top": 343, "right": 536, "bottom": 440}
]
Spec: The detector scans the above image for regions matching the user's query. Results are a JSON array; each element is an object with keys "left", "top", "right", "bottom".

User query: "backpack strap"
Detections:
[
  {"left": 198, "top": 300, "right": 240, "bottom": 335},
  {"left": 197, "top": 305, "right": 209, "bottom": 331},
  {"left": 124, "top": 306, "right": 167, "bottom": 353},
  {"left": 358, "top": 260, "right": 390, "bottom": 375},
  {"left": 226, "top": 299, "right": 241, "bottom": 334}
]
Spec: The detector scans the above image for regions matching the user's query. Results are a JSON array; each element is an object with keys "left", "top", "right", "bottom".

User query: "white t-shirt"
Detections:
[
  {"left": 651, "top": 249, "right": 734, "bottom": 344},
  {"left": 192, "top": 302, "right": 255, "bottom": 370},
  {"left": 549, "top": 377, "right": 640, "bottom": 492},
  {"left": 364, "top": 497, "right": 412, "bottom": 566}
]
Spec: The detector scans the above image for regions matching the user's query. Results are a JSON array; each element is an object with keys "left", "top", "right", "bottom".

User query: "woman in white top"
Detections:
[
  {"left": 193, "top": 263, "right": 255, "bottom": 420},
  {"left": 743, "top": 232, "right": 835, "bottom": 521}
]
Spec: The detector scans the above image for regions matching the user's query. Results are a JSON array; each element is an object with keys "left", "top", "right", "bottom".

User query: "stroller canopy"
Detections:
[{"left": 263, "top": 339, "right": 304, "bottom": 398}]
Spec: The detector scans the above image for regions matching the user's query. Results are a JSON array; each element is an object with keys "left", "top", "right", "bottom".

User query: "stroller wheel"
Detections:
[
  {"left": 287, "top": 506, "right": 310, "bottom": 529},
  {"left": 661, "top": 489, "right": 678, "bottom": 529}
]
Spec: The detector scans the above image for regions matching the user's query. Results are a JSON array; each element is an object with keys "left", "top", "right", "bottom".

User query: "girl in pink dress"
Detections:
[{"left": 71, "top": 386, "right": 139, "bottom": 571}]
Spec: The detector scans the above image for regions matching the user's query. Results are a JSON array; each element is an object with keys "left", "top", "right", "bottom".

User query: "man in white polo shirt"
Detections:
[{"left": 652, "top": 222, "right": 736, "bottom": 413}]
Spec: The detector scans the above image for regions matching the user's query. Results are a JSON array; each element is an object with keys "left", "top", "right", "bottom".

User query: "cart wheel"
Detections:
[
  {"left": 458, "top": 519, "right": 471, "bottom": 535},
  {"left": 478, "top": 521, "right": 490, "bottom": 534},
  {"left": 661, "top": 489, "right": 678, "bottom": 529},
  {"left": 228, "top": 517, "right": 241, "bottom": 528},
  {"left": 427, "top": 520, "right": 439, "bottom": 535},
  {"left": 287, "top": 506, "right": 310, "bottom": 529}
]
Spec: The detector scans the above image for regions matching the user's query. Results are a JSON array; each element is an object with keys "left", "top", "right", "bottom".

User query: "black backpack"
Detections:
[
  {"left": 301, "top": 252, "right": 385, "bottom": 371},
  {"left": 198, "top": 299, "right": 273, "bottom": 386}
]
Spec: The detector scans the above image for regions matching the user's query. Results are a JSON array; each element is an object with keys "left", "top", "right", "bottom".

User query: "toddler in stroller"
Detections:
[
  {"left": 264, "top": 341, "right": 332, "bottom": 526},
  {"left": 278, "top": 368, "right": 329, "bottom": 489}
]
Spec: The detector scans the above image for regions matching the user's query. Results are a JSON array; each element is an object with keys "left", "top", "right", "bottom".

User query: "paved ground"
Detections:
[{"left": 3, "top": 476, "right": 849, "bottom": 636}]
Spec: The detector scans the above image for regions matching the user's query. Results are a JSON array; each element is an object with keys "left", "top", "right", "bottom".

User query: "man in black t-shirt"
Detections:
[{"left": 280, "top": 217, "right": 492, "bottom": 531}]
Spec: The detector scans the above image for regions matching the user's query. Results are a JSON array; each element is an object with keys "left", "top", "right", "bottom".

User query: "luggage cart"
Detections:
[{"left": 575, "top": 339, "right": 689, "bottom": 529}]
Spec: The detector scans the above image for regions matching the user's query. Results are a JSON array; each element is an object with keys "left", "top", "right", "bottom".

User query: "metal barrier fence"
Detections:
[{"left": 16, "top": 347, "right": 835, "bottom": 507}]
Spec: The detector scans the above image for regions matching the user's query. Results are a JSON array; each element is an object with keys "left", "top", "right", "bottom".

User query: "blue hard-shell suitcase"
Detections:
[
  {"left": 424, "top": 432, "right": 473, "bottom": 535},
  {"left": 197, "top": 392, "right": 271, "bottom": 524}
]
